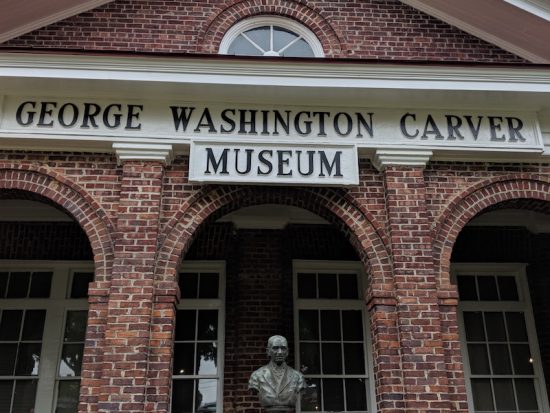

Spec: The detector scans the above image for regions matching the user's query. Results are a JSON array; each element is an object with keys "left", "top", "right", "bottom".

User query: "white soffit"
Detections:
[
  {"left": 0, "top": 0, "right": 115, "bottom": 44},
  {"left": 400, "top": 0, "right": 550, "bottom": 63},
  {"left": 469, "top": 209, "right": 550, "bottom": 234},
  {"left": 217, "top": 205, "right": 329, "bottom": 229},
  {"left": 0, "top": 200, "right": 72, "bottom": 221}
]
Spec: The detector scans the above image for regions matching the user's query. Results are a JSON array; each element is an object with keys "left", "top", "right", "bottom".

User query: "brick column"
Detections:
[
  {"left": 98, "top": 161, "right": 165, "bottom": 413},
  {"left": 377, "top": 152, "right": 454, "bottom": 412}
]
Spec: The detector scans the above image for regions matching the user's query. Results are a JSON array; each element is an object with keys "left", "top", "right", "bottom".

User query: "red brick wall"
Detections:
[{"left": 0, "top": 0, "right": 525, "bottom": 62}]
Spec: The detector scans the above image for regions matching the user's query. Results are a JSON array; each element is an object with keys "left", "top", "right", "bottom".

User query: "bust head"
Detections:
[{"left": 266, "top": 335, "right": 289, "bottom": 366}]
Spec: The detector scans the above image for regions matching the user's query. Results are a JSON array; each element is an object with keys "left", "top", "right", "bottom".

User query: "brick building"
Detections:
[{"left": 0, "top": 1, "right": 549, "bottom": 412}]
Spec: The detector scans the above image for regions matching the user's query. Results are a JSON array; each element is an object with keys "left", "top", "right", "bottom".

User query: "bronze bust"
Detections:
[{"left": 248, "top": 335, "right": 306, "bottom": 412}]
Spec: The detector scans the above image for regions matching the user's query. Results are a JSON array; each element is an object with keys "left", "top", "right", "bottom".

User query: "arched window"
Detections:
[{"left": 219, "top": 16, "right": 324, "bottom": 57}]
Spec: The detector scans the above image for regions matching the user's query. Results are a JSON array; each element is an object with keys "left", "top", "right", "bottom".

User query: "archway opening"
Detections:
[
  {"left": 171, "top": 204, "right": 375, "bottom": 413},
  {"left": 451, "top": 199, "right": 550, "bottom": 413},
  {"left": 0, "top": 190, "right": 94, "bottom": 413}
]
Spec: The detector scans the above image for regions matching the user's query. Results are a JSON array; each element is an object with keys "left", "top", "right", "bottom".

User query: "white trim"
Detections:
[
  {"left": 453, "top": 263, "right": 550, "bottom": 413},
  {"left": 292, "top": 260, "right": 376, "bottom": 413},
  {"left": 372, "top": 149, "right": 433, "bottom": 171},
  {"left": 0, "top": 260, "right": 93, "bottom": 413},
  {"left": 219, "top": 16, "right": 324, "bottom": 57},
  {"left": 504, "top": 0, "right": 550, "bottom": 21},
  {"left": 113, "top": 143, "right": 174, "bottom": 165},
  {"left": 0, "top": 1, "right": 115, "bottom": 44},
  {"left": 174, "top": 261, "right": 226, "bottom": 413}
]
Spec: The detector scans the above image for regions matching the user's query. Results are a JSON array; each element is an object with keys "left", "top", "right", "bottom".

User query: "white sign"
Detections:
[{"left": 189, "top": 141, "right": 359, "bottom": 186}]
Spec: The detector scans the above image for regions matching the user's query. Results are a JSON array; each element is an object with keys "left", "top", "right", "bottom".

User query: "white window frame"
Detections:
[
  {"left": 0, "top": 260, "right": 93, "bottom": 413},
  {"left": 453, "top": 262, "right": 550, "bottom": 413},
  {"left": 172, "top": 260, "right": 226, "bottom": 413},
  {"left": 292, "top": 260, "right": 376, "bottom": 413},
  {"left": 219, "top": 16, "right": 325, "bottom": 57}
]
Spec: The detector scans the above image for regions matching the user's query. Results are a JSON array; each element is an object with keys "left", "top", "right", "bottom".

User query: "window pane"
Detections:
[
  {"left": 12, "top": 380, "right": 37, "bottom": 413},
  {"left": 320, "top": 310, "right": 340, "bottom": 341},
  {"left": 457, "top": 275, "right": 477, "bottom": 301},
  {"left": 0, "top": 310, "right": 23, "bottom": 340},
  {"left": 70, "top": 272, "right": 93, "bottom": 298},
  {"left": 344, "top": 343, "right": 365, "bottom": 374},
  {"left": 464, "top": 312, "right": 485, "bottom": 342},
  {"left": 0, "top": 381, "right": 12, "bottom": 412},
  {"left": 196, "top": 343, "right": 217, "bottom": 375},
  {"left": 196, "top": 379, "right": 217, "bottom": 412},
  {"left": 243, "top": 26, "right": 270, "bottom": 52},
  {"left": 497, "top": 276, "right": 518, "bottom": 301},
  {"left": 15, "top": 343, "right": 41, "bottom": 376},
  {"left": 273, "top": 27, "right": 299, "bottom": 52},
  {"left": 0, "top": 272, "right": 8, "bottom": 297},
  {"left": 299, "top": 310, "right": 319, "bottom": 341},
  {"left": 321, "top": 343, "right": 342, "bottom": 374},
  {"left": 478, "top": 276, "right": 498, "bottom": 301},
  {"left": 468, "top": 344, "right": 490, "bottom": 375},
  {"left": 318, "top": 274, "right": 337, "bottom": 299},
  {"left": 471, "top": 378, "right": 494, "bottom": 411},
  {"left": 515, "top": 378, "right": 538, "bottom": 410},
  {"left": 176, "top": 310, "right": 196, "bottom": 341},
  {"left": 301, "top": 378, "right": 320, "bottom": 412},
  {"left": 484, "top": 312, "right": 506, "bottom": 341},
  {"left": 197, "top": 311, "right": 217, "bottom": 341},
  {"left": 510, "top": 344, "right": 534, "bottom": 375},
  {"left": 506, "top": 312, "right": 528, "bottom": 342},
  {"left": 56, "top": 380, "right": 80, "bottom": 413},
  {"left": 180, "top": 273, "right": 198, "bottom": 299},
  {"left": 22, "top": 310, "right": 46, "bottom": 341},
  {"left": 342, "top": 310, "right": 363, "bottom": 341},
  {"left": 228, "top": 35, "right": 264, "bottom": 56},
  {"left": 345, "top": 378, "right": 367, "bottom": 411},
  {"left": 64, "top": 311, "right": 87, "bottom": 342},
  {"left": 173, "top": 343, "right": 194, "bottom": 376},
  {"left": 489, "top": 344, "right": 512, "bottom": 375},
  {"left": 29, "top": 271, "right": 52, "bottom": 298},
  {"left": 199, "top": 273, "right": 219, "bottom": 299},
  {"left": 493, "top": 378, "right": 516, "bottom": 411},
  {"left": 338, "top": 274, "right": 358, "bottom": 299},
  {"left": 59, "top": 344, "right": 84, "bottom": 377},
  {"left": 0, "top": 344, "right": 17, "bottom": 375},
  {"left": 172, "top": 379, "right": 194, "bottom": 413},
  {"left": 323, "top": 379, "right": 344, "bottom": 411},
  {"left": 7, "top": 272, "right": 30, "bottom": 298},
  {"left": 300, "top": 343, "right": 320, "bottom": 374},
  {"left": 281, "top": 38, "right": 316, "bottom": 58},
  {"left": 297, "top": 273, "right": 316, "bottom": 299}
]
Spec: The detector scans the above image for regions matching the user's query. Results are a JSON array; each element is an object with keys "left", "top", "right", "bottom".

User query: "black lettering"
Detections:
[
  {"left": 125, "top": 104, "right": 143, "bottom": 130},
  {"left": 464, "top": 116, "right": 483, "bottom": 140},
  {"left": 507, "top": 117, "right": 526, "bottom": 142},
  {"left": 312, "top": 111, "right": 329, "bottom": 137},
  {"left": 170, "top": 106, "right": 195, "bottom": 132},
  {"left": 261, "top": 110, "right": 270, "bottom": 135},
  {"left": 239, "top": 110, "right": 257, "bottom": 134},
  {"left": 294, "top": 111, "right": 312, "bottom": 136},
  {"left": 103, "top": 104, "right": 122, "bottom": 129},
  {"left": 273, "top": 110, "right": 290, "bottom": 135},
  {"left": 400, "top": 113, "right": 419, "bottom": 138},
  {"left": 37, "top": 102, "right": 57, "bottom": 127},
  {"left": 297, "top": 150, "right": 315, "bottom": 176},
  {"left": 257, "top": 150, "right": 273, "bottom": 175},
  {"left": 81, "top": 103, "right": 101, "bottom": 129},
  {"left": 205, "top": 148, "right": 229, "bottom": 174},
  {"left": 277, "top": 150, "right": 292, "bottom": 176},
  {"left": 234, "top": 149, "right": 253, "bottom": 174},
  {"left": 220, "top": 109, "right": 236, "bottom": 133},
  {"left": 15, "top": 101, "right": 37, "bottom": 126},
  {"left": 445, "top": 115, "right": 464, "bottom": 140},
  {"left": 319, "top": 151, "right": 343, "bottom": 177},
  {"left": 334, "top": 112, "right": 353, "bottom": 136},
  {"left": 194, "top": 108, "right": 217, "bottom": 133},
  {"left": 489, "top": 116, "right": 505, "bottom": 141},
  {"left": 58, "top": 103, "right": 79, "bottom": 128},
  {"left": 421, "top": 115, "right": 444, "bottom": 140},
  {"left": 356, "top": 112, "right": 374, "bottom": 138}
]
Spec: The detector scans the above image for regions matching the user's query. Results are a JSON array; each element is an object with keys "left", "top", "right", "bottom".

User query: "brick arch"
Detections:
[
  {"left": 197, "top": 0, "right": 345, "bottom": 57},
  {"left": 0, "top": 164, "right": 115, "bottom": 282},
  {"left": 156, "top": 185, "right": 392, "bottom": 291},
  {"left": 433, "top": 174, "right": 550, "bottom": 288}
]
